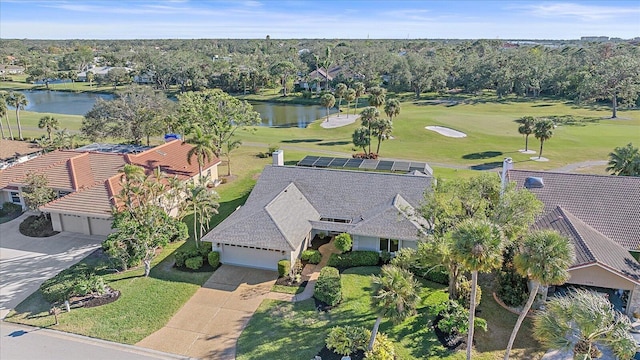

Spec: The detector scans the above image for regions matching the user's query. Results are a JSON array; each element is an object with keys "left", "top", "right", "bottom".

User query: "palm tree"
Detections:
[
  {"left": 371, "top": 118, "right": 393, "bottom": 155},
  {"left": 334, "top": 83, "right": 347, "bottom": 117},
  {"left": 516, "top": 116, "right": 537, "bottom": 152},
  {"left": 38, "top": 115, "right": 59, "bottom": 141},
  {"left": 533, "top": 118, "right": 554, "bottom": 159},
  {"left": 182, "top": 180, "right": 219, "bottom": 248},
  {"left": 186, "top": 126, "right": 215, "bottom": 180},
  {"left": 352, "top": 126, "right": 370, "bottom": 154},
  {"left": 504, "top": 230, "right": 574, "bottom": 360},
  {"left": 1, "top": 91, "right": 13, "bottom": 139},
  {"left": 533, "top": 289, "right": 636, "bottom": 360},
  {"left": 0, "top": 96, "right": 7, "bottom": 139},
  {"left": 368, "top": 265, "right": 420, "bottom": 351},
  {"left": 223, "top": 138, "right": 242, "bottom": 176},
  {"left": 353, "top": 82, "right": 365, "bottom": 114},
  {"left": 606, "top": 143, "right": 640, "bottom": 176},
  {"left": 360, "top": 107, "right": 379, "bottom": 155},
  {"left": 384, "top": 99, "right": 401, "bottom": 122},
  {"left": 345, "top": 88, "right": 356, "bottom": 116},
  {"left": 8, "top": 92, "right": 28, "bottom": 140},
  {"left": 368, "top": 86, "right": 386, "bottom": 109},
  {"left": 451, "top": 219, "right": 504, "bottom": 360},
  {"left": 320, "top": 93, "right": 335, "bottom": 122}
]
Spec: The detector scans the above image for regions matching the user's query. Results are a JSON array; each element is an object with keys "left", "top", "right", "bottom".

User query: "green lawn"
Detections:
[{"left": 237, "top": 267, "right": 543, "bottom": 360}]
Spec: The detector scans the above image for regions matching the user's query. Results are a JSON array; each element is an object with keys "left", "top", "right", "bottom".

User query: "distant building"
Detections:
[
  {"left": 581, "top": 36, "right": 610, "bottom": 42},
  {"left": 0, "top": 65, "right": 25, "bottom": 75},
  {"left": 0, "top": 140, "right": 43, "bottom": 170},
  {"left": 77, "top": 66, "right": 133, "bottom": 81}
]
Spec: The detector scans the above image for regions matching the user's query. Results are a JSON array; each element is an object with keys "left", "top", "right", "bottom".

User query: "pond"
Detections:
[{"left": 13, "top": 90, "right": 335, "bottom": 128}]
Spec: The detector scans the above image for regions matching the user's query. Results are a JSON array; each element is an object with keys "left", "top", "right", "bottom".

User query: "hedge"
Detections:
[
  {"left": 185, "top": 256, "right": 204, "bottom": 270},
  {"left": 208, "top": 251, "right": 220, "bottom": 269},
  {"left": 278, "top": 259, "right": 291, "bottom": 277},
  {"left": 327, "top": 251, "right": 379, "bottom": 268},
  {"left": 314, "top": 266, "right": 342, "bottom": 306},
  {"left": 301, "top": 249, "right": 322, "bottom": 264}
]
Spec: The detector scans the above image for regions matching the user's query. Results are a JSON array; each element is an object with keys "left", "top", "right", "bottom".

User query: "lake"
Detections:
[{"left": 14, "top": 90, "right": 335, "bottom": 128}]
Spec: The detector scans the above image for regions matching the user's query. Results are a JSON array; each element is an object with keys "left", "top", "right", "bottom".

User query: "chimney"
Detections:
[
  {"left": 500, "top": 157, "right": 513, "bottom": 195},
  {"left": 273, "top": 149, "right": 284, "bottom": 166}
]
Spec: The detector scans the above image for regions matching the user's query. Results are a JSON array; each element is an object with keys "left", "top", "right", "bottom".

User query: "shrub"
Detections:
[
  {"left": 277, "top": 259, "right": 290, "bottom": 277},
  {"left": 437, "top": 300, "right": 487, "bottom": 336},
  {"left": 197, "top": 245, "right": 212, "bottom": 257},
  {"left": 456, "top": 277, "right": 482, "bottom": 308},
  {"left": 379, "top": 251, "right": 392, "bottom": 264},
  {"left": 327, "top": 251, "right": 379, "bottom": 268},
  {"left": 423, "top": 268, "right": 450, "bottom": 285},
  {"left": 40, "top": 268, "right": 80, "bottom": 303},
  {"left": 267, "top": 145, "right": 279, "bottom": 156},
  {"left": 314, "top": 266, "right": 341, "bottom": 306},
  {"left": 73, "top": 274, "right": 106, "bottom": 297},
  {"left": 301, "top": 249, "right": 322, "bottom": 264},
  {"left": 0, "top": 202, "right": 22, "bottom": 216},
  {"left": 174, "top": 248, "right": 199, "bottom": 268},
  {"left": 334, "top": 233, "right": 352, "bottom": 253},
  {"left": 496, "top": 270, "right": 529, "bottom": 307},
  {"left": 390, "top": 248, "right": 416, "bottom": 270},
  {"left": 185, "top": 256, "right": 204, "bottom": 270},
  {"left": 365, "top": 332, "right": 395, "bottom": 360},
  {"left": 326, "top": 326, "right": 370, "bottom": 356},
  {"left": 208, "top": 251, "right": 220, "bottom": 269}
]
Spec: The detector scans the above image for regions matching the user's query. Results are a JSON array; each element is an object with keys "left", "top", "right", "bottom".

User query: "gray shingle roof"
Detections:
[
  {"left": 508, "top": 170, "right": 640, "bottom": 250},
  {"left": 202, "top": 165, "right": 432, "bottom": 250},
  {"left": 534, "top": 206, "right": 640, "bottom": 284}
]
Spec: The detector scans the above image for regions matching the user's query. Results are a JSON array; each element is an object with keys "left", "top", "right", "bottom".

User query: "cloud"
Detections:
[{"left": 516, "top": 2, "right": 640, "bottom": 20}]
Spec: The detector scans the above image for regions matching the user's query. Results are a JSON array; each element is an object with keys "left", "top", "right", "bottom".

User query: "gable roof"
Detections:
[
  {"left": 534, "top": 206, "right": 640, "bottom": 285},
  {"left": 508, "top": 170, "right": 640, "bottom": 251},
  {"left": 2, "top": 140, "right": 220, "bottom": 217},
  {"left": 0, "top": 139, "right": 42, "bottom": 162},
  {"left": 202, "top": 165, "right": 432, "bottom": 251}
]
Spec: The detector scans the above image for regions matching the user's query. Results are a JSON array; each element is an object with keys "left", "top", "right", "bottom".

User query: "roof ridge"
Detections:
[
  {"left": 67, "top": 152, "right": 90, "bottom": 190},
  {"left": 127, "top": 139, "right": 180, "bottom": 159},
  {"left": 265, "top": 183, "right": 312, "bottom": 250},
  {"left": 508, "top": 168, "right": 639, "bottom": 180},
  {"left": 267, "top": 164, "right": 432, "bottom": 180},
  {"left": 556, "top": 206, "right": 597, "bottom": 263}
]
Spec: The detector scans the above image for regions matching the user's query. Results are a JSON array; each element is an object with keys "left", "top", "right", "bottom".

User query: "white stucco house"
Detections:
[
  {"left": 0, "top": 140, "right": 220, "bottom": 236},
  {"left": 201, "top": 151, "right": 432, "bottom": 270}
]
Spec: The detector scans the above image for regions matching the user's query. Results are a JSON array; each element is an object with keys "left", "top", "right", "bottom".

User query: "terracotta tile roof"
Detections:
[
  {"left": 87, "top": 153, "right": 128, "bottom": 181},
  {"left": 126, "top": 140, "right": 220, "bottom": 180},
  {"left": 41, "top": 179, "right": 115, "bottom": 216},
  {"left": 508, "top": 170, "right": 640, "bottom": 250},
  {"left": 0, "top": 139, "right": 42, "bottom": 161},
  {"left": 0, "top": 151, "right": 77, "bottom": 189},
  {"left": 68, "top": 153, "right": 94, "bottom": 190},
  {"left": 534, "top": 207, "right": 640, "bottom": 285}
]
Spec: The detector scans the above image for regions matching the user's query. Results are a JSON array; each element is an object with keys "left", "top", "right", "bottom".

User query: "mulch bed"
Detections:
[
  {"left": 69, "top": 287, "right": 120, "bottom": 309},
  {"left": 432, "top": 314, "right": 466, "bottom": 351},
  {"left": 19, "top": 215, "right": 59, "bottom": 237},
  {"left": 317, "top": 345, "right": 365, "bottom": 360},
  {"left": 310, "top": 236, "right": 331, "bottom": 250},
  {"left": 173, "top": 263, "right": 216, "bottom": 273},
  {"left": 313, "top": 297, "right": 335, "bottom": 312}
]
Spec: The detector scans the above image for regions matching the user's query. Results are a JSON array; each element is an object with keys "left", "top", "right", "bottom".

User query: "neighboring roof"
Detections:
[
  {"left": 0, "top": 139, "right": 42, "bottom": 161},
  {"left": 297, "top": 156, "right": 433, "bottom": 176},
  {"left": 508, "top": 170, "right": 640, "bottom": 250},
  {"left": 2, "top": 140, "right": 220, "bottom": 216},
  {"left": 202, "top": 165, "right": 432, "bottom": 251},
  {"left": 534, "top": 206, "right": 640, "bottom": 285}
]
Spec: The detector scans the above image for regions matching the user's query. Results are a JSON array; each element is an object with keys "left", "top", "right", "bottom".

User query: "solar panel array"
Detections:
[
  {"left": 75, "top": 143, "right": 152, "bottom": 154},
  {"left": 297, "top": 156, "right": 432, "bottom": 175}
]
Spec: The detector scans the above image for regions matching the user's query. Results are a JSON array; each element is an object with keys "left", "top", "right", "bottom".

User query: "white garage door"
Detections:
[
  {"left": 89, "top": 217, "right": 113, "bottom": 236},
  {"left": 60, "top": 214, "right": 86, "bottom": 234},
  {"left": 221, "top": 245, "right": 286, "bottom": 271}
]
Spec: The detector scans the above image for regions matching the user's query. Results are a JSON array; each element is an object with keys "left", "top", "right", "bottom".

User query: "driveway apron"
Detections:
[{"left": 137, "top": 265, "right": 278, "bottom": 360}]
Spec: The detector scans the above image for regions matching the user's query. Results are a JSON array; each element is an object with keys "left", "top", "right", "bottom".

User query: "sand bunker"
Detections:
[
  {"left": 320, "top": 114, "right": 360, "bottom": 129},
  {"left": 425, "top": 126, "right": 467, "bottom": 138}
]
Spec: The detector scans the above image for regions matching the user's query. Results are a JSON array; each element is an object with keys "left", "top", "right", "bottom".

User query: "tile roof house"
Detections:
[
  {"left": 0, "top": 139, "right": 43, "bottom": 169},
  {"left": 201, "top": 154, "right": 432, "bottom": 270},
  {"left": 0, "top": 140, "right": 220, "bottom": 236},
  {"left": 506, "top": 166, "right": 640, "bottom": 316}
]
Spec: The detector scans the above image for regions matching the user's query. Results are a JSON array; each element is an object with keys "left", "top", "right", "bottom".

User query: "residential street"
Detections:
[
  {"left": 0, "top": 322, "right": 188, "bottom": 360},
  {"left": 0, "top": 213, "right": 105, "bottom": 319}
]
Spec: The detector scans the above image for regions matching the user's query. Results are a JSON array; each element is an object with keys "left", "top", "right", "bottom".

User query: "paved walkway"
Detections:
[
  {"left": 136, "top": 265, "right": 278, "bottom": 360},
  {"left": 0, "top": 213, "right": 105, "bottom": 319},
  {"left": 551, "top": 160, "right": 608, "bottom": 173},
  {"left": 265, "top": 239, "right": 340, "bottom": 303}
]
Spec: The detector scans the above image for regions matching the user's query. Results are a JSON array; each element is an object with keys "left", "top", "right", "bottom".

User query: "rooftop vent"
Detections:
[{"left": 524, "top": 177, "right": 544, "bottom": 189}]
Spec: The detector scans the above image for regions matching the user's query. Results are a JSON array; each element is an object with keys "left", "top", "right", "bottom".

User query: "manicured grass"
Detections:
[
  {"left": 237, "top": 267, "right": 544, "bottom": 360},
  {"left": 1, "top": 110, "right": 84, "bottom": 140},
  {"left": 271, "top": 284, "right": 305, "bottom": 295}
]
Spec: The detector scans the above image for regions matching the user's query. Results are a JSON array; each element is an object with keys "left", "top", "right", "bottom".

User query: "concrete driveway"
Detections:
[
  {"left": 137, "top": 265, "right": 279, "bottom": 360},
  {"left": 0, "top": 213, "right": 105, "bottom": 319}
]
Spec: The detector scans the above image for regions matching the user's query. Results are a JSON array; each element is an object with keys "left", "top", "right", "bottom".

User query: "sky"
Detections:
[{"left": 0, "top": 0, "right": 639, "bottom": 40}]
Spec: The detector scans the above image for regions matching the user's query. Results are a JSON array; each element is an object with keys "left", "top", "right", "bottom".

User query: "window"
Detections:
[
  {"left": 10, "top": 192, "right": 20, "bottom": 203},
  {"left": 379, "top": 238, "right": 399, "bottom": 252}
]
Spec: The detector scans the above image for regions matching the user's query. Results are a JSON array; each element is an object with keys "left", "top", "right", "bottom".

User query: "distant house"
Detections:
[
  {"left": 0, "top": 140, "right": 43, "bottom": 170},
  {"left": 303, "top": 65, "right": 361, "bottom": 91},
  {"left": 506, "top": 165, "right": 640, "bottom": 316},
  {"left": 77, "top": 66, "right": 133, "bottom": 81},
  {"left": 201, "top": 151, "right": 431, "bottom": 270},
  {"left": 0, "top": 65, "right": 25, "bottom": 75},
  {"left": 0, "top": 140, "right": 220, "bottom": 236}
]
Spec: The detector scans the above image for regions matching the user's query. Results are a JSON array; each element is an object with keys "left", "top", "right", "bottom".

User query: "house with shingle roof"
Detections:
[
  {"left": 201, "top": 152, "right": 431, "bottom": 270},
  {"left": 506, "top": 166, "right": 640, "bottom": 316},
  {"left": 0, "top": 140, "right": 220, "bottom": 236}
]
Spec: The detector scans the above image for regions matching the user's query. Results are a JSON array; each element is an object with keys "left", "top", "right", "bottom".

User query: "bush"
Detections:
[
  {"left": 267, "top": 145, "right": 279, "bottom": 155},
  {"left": 436, "top": 300, "right": 487, "bottom": 336},
  {"left": 496, "top": 270, "right": 529, "bottom": 307},
  {"left": 334, "top": 233, "right": 353, "bottom": 253},
  {"left": 185, "top": 256, "right": 204, "bottom": 270},
  {"left": 314, "top": 266, "right": 341, "bottom": 306},
  {"left": 40, "top": 267, "right": 106, "bottom": 303},
  {"left": 277, "top": 259, "right": 290, "bottom": 277},
  {"left": 326, "top": 326, "right": 370, "bottom": 356},
  {"left": 208, "top": 251, "right": 220, "bottom": 269},
  {"left": 456, "top": 277, "right": 482, "bottom": 308},
  {"left": 327, "top": 251, "right": 379, "bottom": 268},
  {"left": 390, "top": 248, "right": 416, "bottom": 270},
  {"left": 0, "top": 202, "right": 22, "bottom": 216},
  {"left": 197, "top": 245, "right": 212, "bottom": 257},
  {"left": 379, "top": 251, "right": 392, "bottom": 264},
  {"left": 423, "top": 268, "right": 450, "bottom": 285},
  {"left": 174, "top": 248, "right": 199, "bottom": 268},
  {"left": 365, "top": 332, "right": 395, "bottom": 360},
  {"left": 301, "top": 249, "right": 322, "bottom": 264},
  {"left": 73, "top": 274, "right": 106, "bottom": 297}
]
